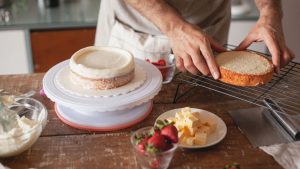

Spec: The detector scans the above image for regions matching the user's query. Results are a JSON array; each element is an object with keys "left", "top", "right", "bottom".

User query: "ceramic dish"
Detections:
[{"left": 156, "top": 108, "right": 227, "bottom": 149}]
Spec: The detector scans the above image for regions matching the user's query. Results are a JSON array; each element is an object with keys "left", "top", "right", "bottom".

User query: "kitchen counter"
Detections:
[
  {"left": 0, "top": 73, "right": 282, "bottom": 169},
  {"left": 0, "top": 0, "right": 259, "bottom": 30},
  {"left": 0, "top": 0, "right": 100, "bottom": 30}
]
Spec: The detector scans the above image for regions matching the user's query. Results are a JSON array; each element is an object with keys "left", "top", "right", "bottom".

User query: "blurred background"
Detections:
[{"left": 0, "top": 0, "right": 299, "bottom": 75}]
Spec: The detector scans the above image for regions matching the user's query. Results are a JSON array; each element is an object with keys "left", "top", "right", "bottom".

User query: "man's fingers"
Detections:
[
  {"left": 236, "top": 34, "right": 255, "bottom": 50},
  {"left": 200, "top": 40, "right": 220, "bottom": 79},
  {"left": 208, "top": 37, "right": 227, "bottom": 53},
  {"left": 281, "top": 47, "right": 294, "bottom": 67},
  {"left": 189, "top": 49, "right": 210, "bottom": 76},
  {"left": 181, "top": 54, "right": 199, "bottom": 75},
  {"left": 175, "top": 55, "right": 186, "bottom": 72},
  {"left": 264, "top": 33, "right": 281, "bottom": 73}
]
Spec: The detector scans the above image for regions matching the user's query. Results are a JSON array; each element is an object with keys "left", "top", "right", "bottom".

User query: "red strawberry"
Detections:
[
  {"left": 164, "top": 141, "right": 173, "bottom": 151},
  {"left": 137, "top": 138, "right": 148, "bottom": 153},
  {"left": 157, "top": 59, "right": 166, "bottom": 66},
  {"left": 161, "top": 125, "right": 178, "bottom": 143},
  {"left": 147, "top": 131, "right": 167, "bottom": 150},
  {"left": 159, "top": 67, "right": 168, "bottom": 80},
  {"left": 151, "top": 59, "right": 166, "bottom": 66}
]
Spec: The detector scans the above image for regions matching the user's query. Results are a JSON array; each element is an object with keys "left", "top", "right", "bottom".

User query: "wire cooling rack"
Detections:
[{"left": 175, "top": 45, "right": 300, "bottom": 118}]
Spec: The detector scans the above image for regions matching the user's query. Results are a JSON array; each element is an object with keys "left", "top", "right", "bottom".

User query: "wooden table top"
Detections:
[{"left": 0, "top": 73, "right": 282, "bottom": 169}]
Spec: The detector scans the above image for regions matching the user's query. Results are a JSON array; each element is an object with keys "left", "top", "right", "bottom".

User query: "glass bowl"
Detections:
[
  {"left": 0, "top": 98, "right": 48, "bottom": 158},
  {"left": 130, "top": 127, "right": 178, "bottom": 169},
  {"left": 150, "top": 54, "right": 176, "bottom": 84},
  {"left": 156, "top": 63, "right": 176, "bottom": 84}
]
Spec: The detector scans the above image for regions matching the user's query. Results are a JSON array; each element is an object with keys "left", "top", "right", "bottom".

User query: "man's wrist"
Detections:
[
  {"left": 160, "top": 16, "right": 187, "bottom": 36},
  {"left": 259, "top": 8, "right": 283, "bottom": 20}
]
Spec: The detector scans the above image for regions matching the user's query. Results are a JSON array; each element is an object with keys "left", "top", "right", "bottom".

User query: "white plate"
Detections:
[{"left": 156, "top": 108, "right": 227, "bottom": 149}]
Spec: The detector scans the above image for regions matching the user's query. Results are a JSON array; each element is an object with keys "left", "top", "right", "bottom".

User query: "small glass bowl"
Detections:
[
  {"left": 130, "top": 127, "right": 178, "bottom": 169},
  {"left": 0, "top": 98, "right": 48, "bottom": 158},
  {"left": 150, "top": 54, "right": 176, "bottom": 84},
  {"left": 156, "top": 63, "right": 176, "bottom": 84}
]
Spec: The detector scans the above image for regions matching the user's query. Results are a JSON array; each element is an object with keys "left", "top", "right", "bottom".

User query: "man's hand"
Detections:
[
  {"left": 236, "top": 0, "right": 294, "bottom": 73},
  {"left": 124, "top": 0, "right": 226, "bottom": 79},
  {"left": 165, "top": 23, "right": 226, "bottom": 79}
]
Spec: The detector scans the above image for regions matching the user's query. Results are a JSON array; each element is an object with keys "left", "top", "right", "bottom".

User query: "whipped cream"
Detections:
[
  {"left": 0, "top": 115, "right": 42, "bottom": 157},
  {"left": 70, "top": 46, "right": 135, "bottom": 79}
]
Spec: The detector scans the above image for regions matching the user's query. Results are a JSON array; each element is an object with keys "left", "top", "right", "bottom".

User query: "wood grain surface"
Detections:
[{"left": 0, "top": 74, "right": 282, "bottom": 169}]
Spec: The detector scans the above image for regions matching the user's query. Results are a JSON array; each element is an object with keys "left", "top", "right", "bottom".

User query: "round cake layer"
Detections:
[
  {"left": 70, "top": 70, "right": 134, "bottom": 90},
  {"left": 216, "top": 51, "right": 274, "bottom": 86},
  {"left": 70, "top": 46, "right": 135, "bottom": 79}
]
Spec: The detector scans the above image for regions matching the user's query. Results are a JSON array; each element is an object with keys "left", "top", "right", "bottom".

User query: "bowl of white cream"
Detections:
[{"left": 0, "top": 98, "right": 48, "bottom": 158}]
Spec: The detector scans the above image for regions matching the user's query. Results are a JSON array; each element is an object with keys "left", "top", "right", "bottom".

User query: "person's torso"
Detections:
[{"left": 110, "top": 0, "right": 230, "bottom": 35}]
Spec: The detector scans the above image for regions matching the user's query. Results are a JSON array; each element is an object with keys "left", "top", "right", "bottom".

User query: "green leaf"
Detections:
[{"left": 145, "top": 144, "right": 161, "bottom": 155}]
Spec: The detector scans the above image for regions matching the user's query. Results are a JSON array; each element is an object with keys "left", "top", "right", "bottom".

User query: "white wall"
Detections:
[
  {"left": 282, "top": 1, "right": 300, "bottom": 63},
  {"left": 228, "top": 21, "right": 266, "bottom": 53},
  {"left": 0, "top": 30, "right": 31, "bottom": 75}
]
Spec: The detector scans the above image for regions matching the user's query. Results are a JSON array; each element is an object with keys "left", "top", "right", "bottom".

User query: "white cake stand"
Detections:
[{"left": 43, "top": 59, "right": 162, "bottom": 131}]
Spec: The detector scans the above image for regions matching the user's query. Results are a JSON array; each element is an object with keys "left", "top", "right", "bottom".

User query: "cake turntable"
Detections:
[{"left": 43, "top": 59, "right": 162, "bottom": 131}]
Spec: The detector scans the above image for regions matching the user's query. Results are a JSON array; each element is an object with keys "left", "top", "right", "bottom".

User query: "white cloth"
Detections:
[
  {"left": 260, "top": 141, "right": 300, "bottom": 169},
  {"left": 95, "top": 0, "right": 230, "bottom": 61}
]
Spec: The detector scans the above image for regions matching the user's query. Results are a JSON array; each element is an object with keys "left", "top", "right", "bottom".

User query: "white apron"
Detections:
[{"left": 95, "top": 0, "right": 231, "bottom": 62}]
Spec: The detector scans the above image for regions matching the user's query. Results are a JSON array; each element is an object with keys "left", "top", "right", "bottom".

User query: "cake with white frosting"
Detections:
[{"left": 69, "top": 46, "right": 135, "bottom": 90}]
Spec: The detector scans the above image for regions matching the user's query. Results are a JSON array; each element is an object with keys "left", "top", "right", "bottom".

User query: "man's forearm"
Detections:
[
  {"left": 124, "top": 0, "right": 186, "bottom": 35},
  {"left": 255, "top": 0, "right": 283, "bottom": 19}
]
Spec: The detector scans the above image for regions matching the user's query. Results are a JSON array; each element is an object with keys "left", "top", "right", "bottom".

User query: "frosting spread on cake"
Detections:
[{"left": 70, "top": 46, "right": 135, "bottom": 79}]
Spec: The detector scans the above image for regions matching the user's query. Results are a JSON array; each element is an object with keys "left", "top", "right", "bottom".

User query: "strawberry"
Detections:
[
  {"left": 137, "top": 137, "right": 148, "bottom": 153},
  {"left": 147, "top": 131, "right": 167, "bottom": 150},
  {"left": 164, "top": 140, "right": 173, "bottom": 151},
  {"left": 149, "top": 59, "right": 167, "bottom": 66},
  {"left": 161, "top": 125, "right": 178, "bottom": 143},
  {"left": 158, "top": 67, "right": 168, "bottom": 81},
  {"left": 157, "top": 59, "right": 166, "bottom": 66}
]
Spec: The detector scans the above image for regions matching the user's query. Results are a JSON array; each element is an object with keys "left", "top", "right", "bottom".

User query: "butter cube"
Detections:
[
  {"left": 178, "top": 131, "right": 185, "bottom": 140},
  {"left": 185, "top": 115, "right": 202, "bottom": 128},
  {"left": 181, "top": 136, "right": 195, "bottom": 146},
  {"left": 191, "top": 112, "right": 202, "bottom": 119},
  {"left": 197, "top": 125, "right": 215, "bottom": 134},
  {"left": 202, "top": 120, "right": 216, "bottom": 133},
  {"left": 175, "top": 111, "right": 185, "bottom": 120},
  {"left": 187, "top": 126, "right": 201, "bottom": 136},
  {"left": 175, "top": 119, "right": 186, "bottom": 130},
  {"left": 201, "top": 116, "right": 216, "bottom": 127},
  {"left": 181, "top": 126, "right": 192, "bottom": 136},
  {"left": 181, "top": 107, "right": 192, "bottom": 117},
  {"left": 195, "top": 132, "right": 207, "bottom": 145}
]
